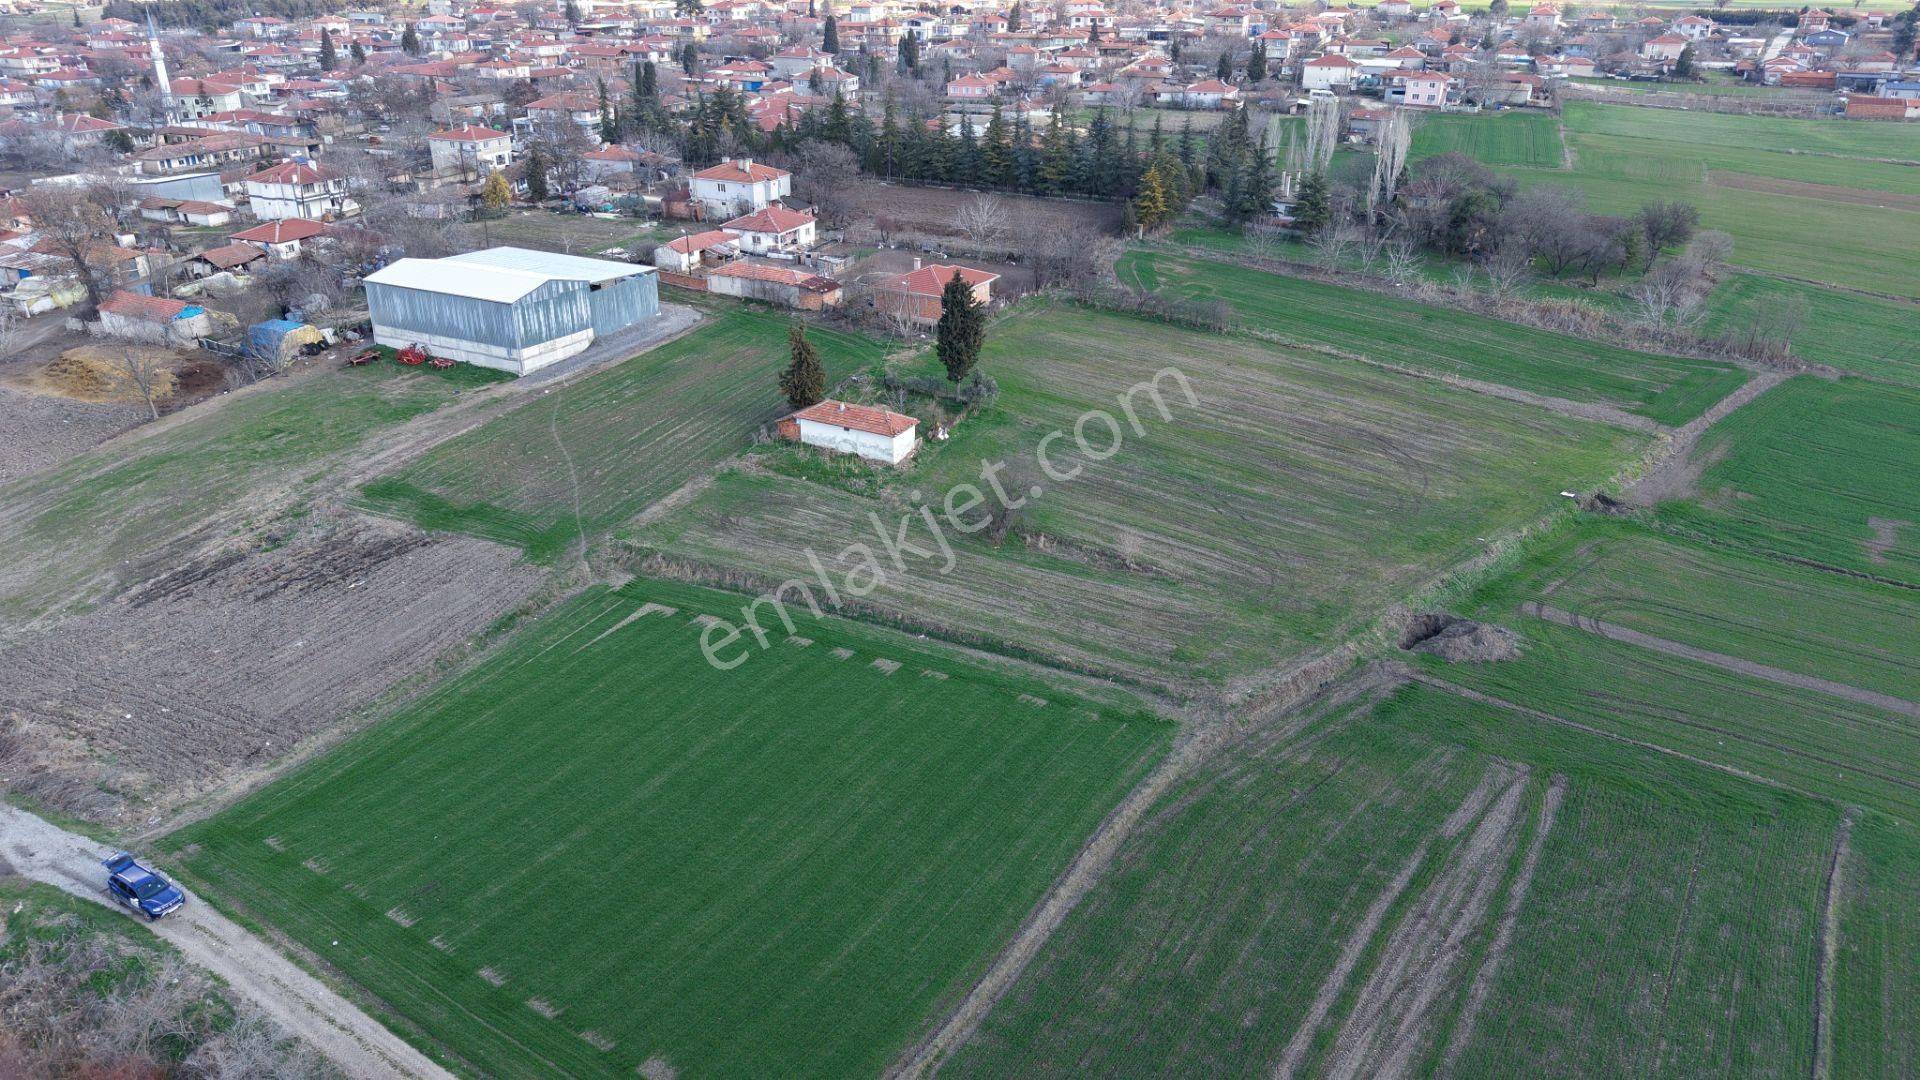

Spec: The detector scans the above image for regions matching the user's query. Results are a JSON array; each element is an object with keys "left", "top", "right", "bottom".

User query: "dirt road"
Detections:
[{"left": 0, "top": 803, "right": 453, "bottom": 1080}]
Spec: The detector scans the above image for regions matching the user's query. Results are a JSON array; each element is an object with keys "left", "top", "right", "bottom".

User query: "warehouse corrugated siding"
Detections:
[
  {"left": 586, "top": 272, "right": 659, "bottom": 339},
  {"left": 364, "top": 281, "right": 527, "bottom": 349}
]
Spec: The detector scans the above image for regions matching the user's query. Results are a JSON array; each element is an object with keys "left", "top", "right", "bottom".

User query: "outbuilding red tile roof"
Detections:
[
  {"left": 230, "top": 218, "right": 330, "bottom": 243},
  {"left": 99, "top": 290, "right": 190, "bottom": 320},
  {"left": 691, "top": 157, "right": 789, "bottom": 183},
  {"left": 720, "top": 205, "right": 814, "bottom": 234},
  {"left": 876, "top": 263, "right": 1000, "bottom": 296},
  {"left": 791, "top": 399, "right": 918, "bottom": 437},
  {"left": 246, "top": 160, "right": 341, "bottom": 185}
]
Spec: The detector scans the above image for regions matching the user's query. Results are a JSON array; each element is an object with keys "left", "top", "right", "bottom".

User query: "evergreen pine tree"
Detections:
[
  {"left": 1216, "top": 49, "right": 1232, "bottom": 81},
  {"left": 1229, "top": 129, "right": 1273, "bottom": 220},
  {"left": 981, "top": 104, "right": 1012, "bottom": 186},
  {"left": 523, "top": 143, "right": 549, "bottom": 201},
  {"left": 1292, "top": 171, "right": 1331, "bottom": 233},
  {"left": 1007, "top": 0, "right": 1021, "bottom": 30},
  {"left": 1131, "top": 164, "right": 1169, "bottom": 228},
  {"left": 822, "top": 14, "right": 839, "bottom": 52},
  {"left": 955, "top": 113, "right": 980, "bottom": 185},
  {"left": 1169, "top": 36, "right": 1181, "bottom": 63},
  {"left": 350, "top": 41, "right": 367, "bottom": 65},
  {"left": 779, "top": 322, "right": 827, "bottom": 408},
  {"left": 565, "top": 0, "right": 581, "bottom": 23},
  {"left": 401, "top": 23, "right": 421, "bottom": 55},
  {"left": 936, "top": 270, "right": 985, "bottom": 383},
  {"left": 1088, "top": 19, "right": 1101, "bottom": 42},
  {"left": 897, "top": 31, "right": 918, "bottom": 74},
  {"left": 319, "top": 28, "right": 337, "bottom": 71},
  {"left": 1176, "top": 114, "right": 1197, "bottom": 164},
  {"left": 1246, "top": 38, "right": 1266, "bottom": 83},
  {"left": 1037, "top": 109, "right": 1073, "bottom": 194},
  {"left": 597, "top": 78, "right": 618, "bottom": 143}
]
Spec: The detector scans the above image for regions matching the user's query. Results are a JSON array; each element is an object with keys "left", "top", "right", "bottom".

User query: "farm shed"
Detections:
[
  {"left": 97, "top": 290, "right": 212, "bottom": 345},
  {"left": 785, "top": 399, "right": 918, "bottom": 464},
  {"left": 705, "top": 260, "right": 842, "bottom": 310},
  {"left": 363, "top": 246, "right": 659, "bottom": 376},
  {"left": 247, "top": 319, "right": 324, "bottom": 364}
]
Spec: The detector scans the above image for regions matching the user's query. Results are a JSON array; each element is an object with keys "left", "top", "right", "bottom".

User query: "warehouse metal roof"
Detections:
[{"left": 365, "top": 247, "right": 653, "bottom": 304}]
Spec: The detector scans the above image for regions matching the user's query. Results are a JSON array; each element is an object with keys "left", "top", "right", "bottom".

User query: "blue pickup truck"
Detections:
[{"left": 104, "top": 852, "right": 186, "bottom": 921}]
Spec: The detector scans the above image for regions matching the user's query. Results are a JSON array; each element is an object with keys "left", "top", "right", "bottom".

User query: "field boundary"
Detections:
[
  {"left": 886, "top": 646, "right": 1369, "bottom": 1078},
  {"left": 1523, "top": 602, "right": 1920, "bottom": 718}
]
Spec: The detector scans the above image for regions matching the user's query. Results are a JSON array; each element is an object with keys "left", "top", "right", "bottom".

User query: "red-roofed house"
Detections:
[
  {"left": 243, "top": 161, "right": 355, "bottom": 221},
  {"left": 230, "top": 217, "right": 331, "bottom": 258},
  {"left": 870, "top": 262, "right": 999, "bottom": 328},
  {"left": 719, "top": 204, "right": 817, "bottom": 255},
  {"left": 653, "top": 229, "right": 739, "bottom": 273},
  {"left": 688, "top": 156, "right": 791, "bottom": 218},
  {"left": 705, "top": 259, "right": 843, "bottom": 309},
  {"left": 98, "top": 289, "right": 212, "bottom": 344},
  {"left": 785, "top": 399, "right": 919, "bottom": 463},
  {"left": 1302, "top": 52, "right": 1361, "bottom": 90},
  {"left": 428, "top": 124, "right": 513, "bottom": 177}
]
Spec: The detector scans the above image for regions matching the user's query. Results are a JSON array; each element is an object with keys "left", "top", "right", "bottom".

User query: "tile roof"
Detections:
[
  {"left": 100, "top": 290, "right": 190, "bottom": 320},
  {"left": 230, "top": 217, "right": 330, "bottom": 243},
  {"left": 877, "top": 263, "right": 1000, "bottom": 295},
  {"left": 721, "top": 205, "right": 814, "bottom": 233},
  {"left": 791, "top": 399, "right": 917, "bottom": 437}
]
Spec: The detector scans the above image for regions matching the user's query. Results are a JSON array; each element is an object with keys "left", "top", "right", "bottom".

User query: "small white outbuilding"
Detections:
[{"left": 785, "top": 400, "right": 919, "bottom": 465}]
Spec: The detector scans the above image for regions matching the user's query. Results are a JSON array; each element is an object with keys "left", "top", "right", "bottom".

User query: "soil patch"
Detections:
[
  {"left": 0, "top": 386, "right": 147, "bottom": 486},
  {"left": 1865, "top": 517, "right": 1908, "bottom": 565},
  {"left": 1707, "top": 170, "right": 1920, "bottom": 213},
  {"left": 25, "top": 346, "right": 180, "bottom": 405},
  {"left": 1400, "top": 613, "right": 1523, "bottom": 664},
  {"left": 0, "top": 516, "right": 545, "bottom": 824}
]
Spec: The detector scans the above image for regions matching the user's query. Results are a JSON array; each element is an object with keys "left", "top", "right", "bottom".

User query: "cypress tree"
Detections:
[
  {"left": 318, "top": 27, "right": 337, "bottom": 71},
  {"left": 1246, "top": 38, "right": 1266, "bottom": 83},
  {"left": 350, "top": 41, "right": 366, "bottom": 65},
  {"left": 936, "top": 270, "right": 985, "bottom": 383},
  {"left": 400, "top": 22, "right": 421, "bottom": 55},
  {"left": 524, "top": 143, "right": 549, "bottom": 201},
  {"left": 779, "top": 322, "right": 827, "bottom": 408},
  {"left": 822, "top": 14, "right": 838, "bottom": 52},
  {"left": 1007, "top": 0, "right": 1021, "bottom": 30},
  {"left": 1216, "top": 49, "right": 1232, "bottom": 81},
  {"left": 981, "top": 103, "right": 1012, "bottom": 187}
]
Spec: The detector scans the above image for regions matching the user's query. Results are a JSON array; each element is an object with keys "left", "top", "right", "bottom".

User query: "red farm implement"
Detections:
[{"left": 396, "top": 344, "right": 430, "bottom": 366}]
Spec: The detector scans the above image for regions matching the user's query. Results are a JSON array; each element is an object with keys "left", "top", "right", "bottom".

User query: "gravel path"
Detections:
[{"left": 0, "top": 802, "right": 454, "bottom": 1080}]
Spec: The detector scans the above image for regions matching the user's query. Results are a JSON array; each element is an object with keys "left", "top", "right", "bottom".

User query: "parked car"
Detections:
[{"left": 104, "top": 852, "right": 186, "bottom": 921}]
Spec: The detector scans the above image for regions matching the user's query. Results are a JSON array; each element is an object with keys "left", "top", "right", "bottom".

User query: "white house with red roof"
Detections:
[
  {"left": 243, "top": 161, "right": 355, "bottom": 221},
  {"left": 230, "top": 217, "right": 331, "bottom": 259},
  {"left": 786, "top": 400, "right": 919, "bottom": 464},
  {"left": 169, "top": 78, "right": 247, "bottom": 120},
  {"left": 720, "top": 205, "right": 817, "bottom": 255},
  {"left": 1640, "top": 33, "right": 1689, "bottom": 61},
  {"left": 1524, "top": 4, "right": 1561, "bottom": 31},
  {"left": 428, "top": 124, "right": 513, "bottom": 177},
  {"left": 1301, "top": 52, "right": 1361, "bottom": 90},
  {"left": 689, "top": 156, "right": 791, "bottom": 218},
  {"left": 1673, "top": 15, "right": 1716, "bottom": 40}
]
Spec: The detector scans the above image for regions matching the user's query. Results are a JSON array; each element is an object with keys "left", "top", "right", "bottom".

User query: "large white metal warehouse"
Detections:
[{"left": 363, "top": 247, "right": 660, "bottom": 376}]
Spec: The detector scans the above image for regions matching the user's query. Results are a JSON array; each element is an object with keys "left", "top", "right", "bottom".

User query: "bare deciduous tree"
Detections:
[
  {"left": 1481, "top": 242, "right": 1535, "bottom": 301},
  {"left": 20, "top": 177, "right": 128, "bottom": 308},
  {"left": 1309, "top": 216, "right": 1358, "bottom": 269},
  {"left": 955, "top": 193, "right": 1010, "bottom": 258},
  {"left": 107, "top": 349, "right": 170, "bottom": 420},
  {"left": 1385, "top": 233, "right": 1423, "bottom": 285},
  {"left": 1241, "top": 222, "right": 1285, "bottom": 263}
]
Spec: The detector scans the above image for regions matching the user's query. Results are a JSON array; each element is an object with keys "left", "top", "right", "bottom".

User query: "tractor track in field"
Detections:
[
  {"left": 1626, "top": 370, "right": 1787, "bottom": 506},
  {"left": 0, "top": 803, "right": 454, "bottom": 1080},
  {"left": 1523, "top": 602, "right": 1920, "bottom": 718},
  {"left": 1317, "top": 763, "right": 1532, "bottom": 1080},
  {"left": 1440, "top": 773, "right": 1567, "bottom": 1077},
  {"left": 885, "top": 647, "right": 1374, "bottom": 1079},
  {"left": 1812, "top": 813, "right": 1855, "bottom": 1080}
]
